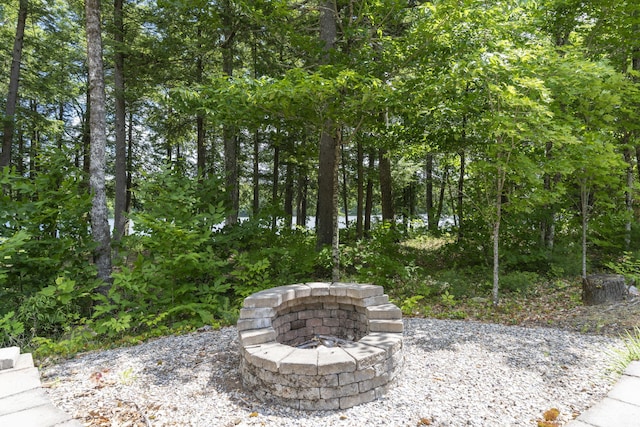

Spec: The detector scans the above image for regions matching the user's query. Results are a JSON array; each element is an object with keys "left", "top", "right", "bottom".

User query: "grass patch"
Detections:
[{"left": 609, "top": 327, "right": 640, "bottom": 374}]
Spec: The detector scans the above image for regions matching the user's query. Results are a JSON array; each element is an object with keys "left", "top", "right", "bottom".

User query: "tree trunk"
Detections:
[
  {"left": 540, "top": 141, "right": 555, "bottom": 249},
  {"left": 580, "top": 181, "right": 589, "bottom": 280},
  {"left": 341, "top": 139, "right": 349, "bottom": 228},
  {"left": 364, "top": 149, "right": 375, "bottom": 234},
  {"left": 253, "top": 130, "right": 260, "bottom": 215},
  {"left": 316, "top": 0, "right": 338, "bottom": 250},
  {"left": 435, "top": 166, "right": 448, "bottom": 230},
  {"left": 296, "top": 168, "right": 308, "bottom": 228},
  {"left": 284, "top": 160, "right": 294, "bottom": 228},
  {"left": 1, "top": 0, "right": 27, "bottom": 169},
  {"left": 86, "top": 0, "right": 113, "bottom": 290},
  {"left": 456, "top": 149, "right": 465, "bottom": 241},
  {"left": 113, "top": 0, "right": 128, "bottom": 244},
  {"left": 317, "top": 120, "right": 339, "bottom": 249},
  {"left": 272, "top": 142, "right": 280, "bottom": 230},
  {"left": 426, "top": 153, "right": 434, "bottom": 230},
  {"left": 379, "top": 148, "right": 394, "bottom": 223},
  {"left": 126, "top": 110, "right": 133, "bottom": 214},
  {"left": 356, "top": 140, "right": 364, "bottom": 238},
  {"left": 492, "top": 171, "right": 505, "bottom": 307},
  {"left": 222, "top": 0, "right": 238, "bottom": 225},
  {"left": 196, "top": 27, "right": 206, "bottom": 178},
  {"left": 623, "top": 144, "right": 633, "bottom": 250},
  {"left": 82, "top": 89, "right": 91, "bottom": 178},
  {"left": 332, "top": 131, "right": 341, "bottom": 281},
  {"left": 582, "top": 274, "right": 628, "bottom": 305}
]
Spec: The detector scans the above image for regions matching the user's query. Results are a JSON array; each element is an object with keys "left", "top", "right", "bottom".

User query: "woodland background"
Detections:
[{"left": 1, "top": 0, "right": 640, "bottom": 355}]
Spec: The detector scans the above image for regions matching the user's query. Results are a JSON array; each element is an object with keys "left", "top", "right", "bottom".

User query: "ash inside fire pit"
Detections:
[
  {"left": 296, "top": 334, "right": 353, "bottom": 349},
  {"left": 237, "top": 282, "right": 404, "bottom": 410}
]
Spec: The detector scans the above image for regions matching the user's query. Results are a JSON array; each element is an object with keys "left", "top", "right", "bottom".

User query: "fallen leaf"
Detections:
[{"left": 543, "top": 408, "right": 560, "bottom": 421}]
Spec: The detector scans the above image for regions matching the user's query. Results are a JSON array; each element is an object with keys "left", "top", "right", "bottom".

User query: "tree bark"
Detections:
[
  {"left": 196, "top": 27, "right": 206, "bottom": 178},
  {"left": 364, "top": 149, "right": 375, "bottom": 234},
  {"left": 222, "top": 0, "right": 238, "bottom": 225},
  {"left": 284, "top": 160, "right": 294, "bottom": 228},
  {"left": 316, "top": 0, "right": 338, "bottom": 250},
  {"left": 1, "top": 0, "right": 27, "bottom": 169},
  {"left": 86, "top": 0, "right": 113, "bottom": 290},
  {"left": 271, "top": 143, "right": 279, "bottom": 230},
  {"left": 492, "top": 166, "right": 505, "bottom": 307},
  {"left": 356, "top": 140, "right": 364, "bottom": 238},
  {"left": 379, "top": 149, "right": 394, "bottom": 223},
  {"left": 296, "top": 168, "right": 308, "bottom": 228},
  {"left": 456, "top": 149, "right": 465, "bottom": 241},
  {"left": 317, "top": 120, "right": 339, "bottom": 249},
  {"left": 580, "top": 181, "right": 589, "bottom": 280},
  {"left": 341, "top": 138, "right": 349, "bottom": 228},
  {"left": 582, "top": 274, "right": 628, "bottom": 305},
  {"left": 426, "top": 153, "right": 434, "bottom": 230},
  {"left": 623, "top": 144, "right": 633, "bottom": 250},
  {"left": 113, "top": 0, "right": 128, "bottom": 244},
  {"left": 435, "top": 166, "right": 448, "bottom": 229},
  {"left": 253, "top": 130, "right": 260, "bottom": 215}
]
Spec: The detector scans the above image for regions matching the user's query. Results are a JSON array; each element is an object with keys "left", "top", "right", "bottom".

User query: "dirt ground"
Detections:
[{"left": 527, "top": 296, "right": 640, "bottom": 337}]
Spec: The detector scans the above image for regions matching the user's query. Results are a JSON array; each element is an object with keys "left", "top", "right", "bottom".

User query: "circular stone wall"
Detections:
[{"left": 237, "top": 282, "right": 404, "bottom": 410}]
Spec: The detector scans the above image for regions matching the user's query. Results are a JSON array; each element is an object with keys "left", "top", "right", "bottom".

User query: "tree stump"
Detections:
[{"left": 582, "top": 274, "right": 628, "bottom": 306}]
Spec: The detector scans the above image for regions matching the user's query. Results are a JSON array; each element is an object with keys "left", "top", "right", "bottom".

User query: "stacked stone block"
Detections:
[{"left": 237, "top": 282, "right": 403, "bottom": 410}]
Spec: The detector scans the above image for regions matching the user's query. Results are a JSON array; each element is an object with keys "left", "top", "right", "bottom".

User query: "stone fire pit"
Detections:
[{"left": 237, "top": 282, "right": 404, "bottom": 410}]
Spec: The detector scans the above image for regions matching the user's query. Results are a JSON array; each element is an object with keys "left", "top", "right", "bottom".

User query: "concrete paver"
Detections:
[
  {"left": 566, "top": 361, "right": 640, "bottom": 427},
  {"left": 0, "top": 347, "right": 82, "bottom": 427}
]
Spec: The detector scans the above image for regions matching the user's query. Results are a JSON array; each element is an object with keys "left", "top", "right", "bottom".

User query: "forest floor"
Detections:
[{"left": 422, "top": 282, "right": 640, "bottom": 338}]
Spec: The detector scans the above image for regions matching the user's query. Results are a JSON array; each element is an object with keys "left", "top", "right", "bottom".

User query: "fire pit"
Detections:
[{"left": 237, "top": 282, "right": 403, "bottom": 410}]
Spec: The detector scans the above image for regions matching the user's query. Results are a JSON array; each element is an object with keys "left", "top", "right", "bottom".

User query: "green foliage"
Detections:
[
  {"left": 608, "top": 327, "right": 640, "bottom": 374},
  {"left": 0, "top": 312, "right": 24, "bottom": 347},
  {"left": 89, "top": 167, "right": 235, "bottom": 339},
  {"left": 398, "top": 295, "right": 425, "bottom": 316},
  {"left": 0, "top": 229, "right": 29, "bottom": 287},
  {"left": 606, "top": 252, "right": 640, "bottom": 285},
  {"left": 499, "top": 271, "right": 540, "bottom": 294}
]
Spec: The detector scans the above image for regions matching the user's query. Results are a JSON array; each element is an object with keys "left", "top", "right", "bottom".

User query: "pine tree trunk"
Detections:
[
  {"left": 296, "top": 169, "right": 308, "bottom": 228},
  {"left": 86, "top": 0, "right": 113, "bottom": 291},
  {"left": 253, "top": 130, "right": 260, "bottom": 215},
  {"left": 316, "top": 0, "right": 338, "bottom": 250},
  {"left": 284, "top": 161, "right": 294, "bottom": 228},
  {"left": 222, "top": 0, "right": 238, "bottom": 225},
  {"left": 113, "top": 0, "right": 128, "bottom": 244},
  {"left": 379, "top": 149, "right": 394, "bottom": 223},
  {"left": 1, "top": 0, "right": 27, "bottom": 169}
]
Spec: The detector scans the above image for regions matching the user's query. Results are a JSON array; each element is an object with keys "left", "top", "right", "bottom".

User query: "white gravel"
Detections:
[{"left": 43, "top": 318, "right": 622, "bottom": 426}]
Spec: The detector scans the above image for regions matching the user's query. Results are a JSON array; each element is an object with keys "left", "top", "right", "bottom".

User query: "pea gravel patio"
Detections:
[{"left": 42, "top": 318, "right": 623, "bottom": 426}]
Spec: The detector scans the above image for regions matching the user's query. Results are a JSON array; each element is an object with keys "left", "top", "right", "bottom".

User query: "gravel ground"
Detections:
[{"left": 43, "top": 318, "right": 622, "bottom": 427}]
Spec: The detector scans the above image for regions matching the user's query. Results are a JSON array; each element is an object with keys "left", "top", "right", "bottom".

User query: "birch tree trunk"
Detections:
[{"left": 86, "top": 0, "right": 113, "bottom": 290}]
